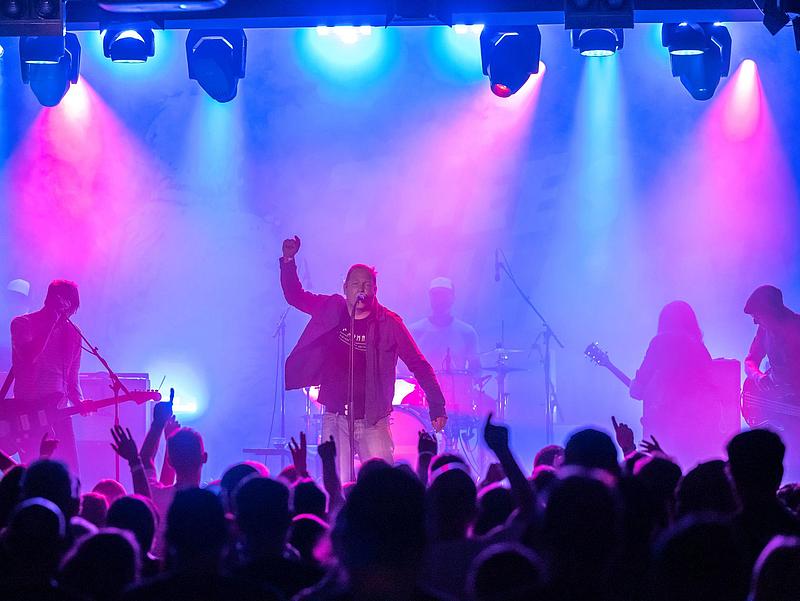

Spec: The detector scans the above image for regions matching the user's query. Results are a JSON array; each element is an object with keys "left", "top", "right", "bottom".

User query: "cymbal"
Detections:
[
  {"left": 480, "top": 347, "right": 526, "bottom": 356},
  {"left": 483, "top": 365, "right": 527, "bottom": 373}
]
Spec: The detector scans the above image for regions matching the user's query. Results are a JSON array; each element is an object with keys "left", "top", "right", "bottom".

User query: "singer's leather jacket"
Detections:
[{"left": 279, "top": 258, "right": 446, "bottom": 425}]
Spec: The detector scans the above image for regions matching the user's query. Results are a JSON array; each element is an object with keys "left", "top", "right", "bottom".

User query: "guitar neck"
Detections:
[{"left": 604, "top": 362, "right": 632, "bottom": 388}]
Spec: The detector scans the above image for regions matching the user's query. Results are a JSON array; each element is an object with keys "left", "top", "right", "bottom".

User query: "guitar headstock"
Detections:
[
  {"left": 584, "top": 342, "right": 611, "bottom": 368},
  {"left": 127, "top": 390, "right": 162, "bottom": 404}
]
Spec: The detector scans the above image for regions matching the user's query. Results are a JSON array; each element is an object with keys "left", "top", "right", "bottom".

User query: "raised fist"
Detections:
[{"left": 282, "top": 236, "right": 301, "bottom": 260}]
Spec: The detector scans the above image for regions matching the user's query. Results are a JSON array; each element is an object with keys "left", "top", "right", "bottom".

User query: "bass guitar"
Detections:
[
  {"left": 741, "top": 377, "right": 800, "bottom": 429},
  {"left": 0, "top": 390, "right": 161, "bottom": 454}
]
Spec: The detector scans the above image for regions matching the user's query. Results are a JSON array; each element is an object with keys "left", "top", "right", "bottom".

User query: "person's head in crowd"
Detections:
[
  {"left": 166, "top": 428, "right": 207, "bottom": 484},
  {"left": 777, "top": 483, "right": 800, "bottom": 516},
  {"left": 426, "top": 465, "right": 477, "bottom": 542},
  {"left": 749, "top": 535, "right": 800, "bottom": 601},
  {"left": 675, "top": 460, "right": 738, "bottom": 518},
  {"left": 357, "top": 457, "right": 391, "bottom": 482},
  {"left": 290, "top": 513, "right": 329, "bottom": 566},
  {"left": 727, "top": 429, "right": 785, "bottom": 502},
  {"left": 429, "top": 452, "right": 470, "bottom": 477},
  {"left": 92, "top": 479, "right": 127, "bottom": 506},
  {"left": 278, "top": 464, "right": 299, "bottom": 485},
  {"left": 0, "top": 465, "right": 26, "bottom": 529},
  {"left": 59, "top": 529, "right": 140, "bottom": 601},
  {"left": 542, "top": 469, "right": 621, "bottom": 596},
  {"left": 534, "top": 444, "right": 565, "bottom": 468},
  {"left": 332, "top": 466, "right": 426, "bottom": 582},
  {"left": 234, "top": 476, "right": 292, "bottom": 559},
  {"left": 166, "top": 488, "right": 228, "bottom": 570},
  {"left": 107, "top": 495, "right": 157, "bottom": 561},
  {"left": 220, "top": 461, "right": 267, "bottom": 513},
  {"left": 293, "top": 478, "right": 327, "bottom": 518},
  {"left": 473, "top": 484, "right": 513, "bottom": 537},
  {"left": 79, "top": 492, "right": 108, "bottom": 528},
  {"left": 564, "top": 428, "right": 620, "bottom": 476},
  {"left": 653, "top": 515, "right": 748, "bottom": 601},
  {"left": 634, "top": 455, "right": 682, "bottom": 526},
  {"left": 468, "top": 543, "right": 545, "bottom": 601},
  {"left": 621, "top": 451, "right": 647, "bottom": 476},
  {"left": 530, "top": 465, "right": 557, "bottom": 497},
  {"left": 21, "top": 460, "right": 79, "bottom": 519},
  {"left": 1, "top": 497, "right": 66, "bottom": 583},
  {"left": 658, "top": 300, "right": 703, "bottom": 340}
]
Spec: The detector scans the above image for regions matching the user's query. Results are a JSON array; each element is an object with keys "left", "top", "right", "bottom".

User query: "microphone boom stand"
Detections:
[
  {"left": 69, "top": 320, "right": 131, "bottom": 481},
  {"left": 272, "top": 307, "right": 290, "bottom": 468},
  {"left": 496, "top": 254, "right": 564, "bottom": 444}
]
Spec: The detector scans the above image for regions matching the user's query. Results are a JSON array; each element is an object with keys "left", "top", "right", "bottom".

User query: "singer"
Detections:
[
  {"left": 279, "top": 236, "right": 447, "bottom": 478},
  {"left": 8, "top": 279, "right": 86, "bottom": 471}
]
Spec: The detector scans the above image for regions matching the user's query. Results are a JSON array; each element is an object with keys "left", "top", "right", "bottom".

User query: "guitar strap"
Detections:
[{"left": 0, "top": 366, "right": 14, "bottom": 402}]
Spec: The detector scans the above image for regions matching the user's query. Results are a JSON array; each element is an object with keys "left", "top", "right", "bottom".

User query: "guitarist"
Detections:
[
  {"left": 629, "top": 301, "right": 715, "bottom": 466},
  {"left": 8, "top": 279, "right": 85, "bottom": 471},
  {"left": 743, "top": 285, "right": 800, "bottom": 478},
  {"left": 744, "top": 285, "right": 800, "bottom": 396}
]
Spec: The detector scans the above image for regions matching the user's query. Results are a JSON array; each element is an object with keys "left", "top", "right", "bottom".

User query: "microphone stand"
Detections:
[
  {"left": 348, "top": 302, "right": 357, "bottom": 482},
  {"left": 272, "top": 307, "right": 290, "bottom": 467},
  {"left": 495, "top": 252, "right": 564, "bottom": 445},
  {"left": 68, "top": 320, "right": 131, "bottom": 481}
]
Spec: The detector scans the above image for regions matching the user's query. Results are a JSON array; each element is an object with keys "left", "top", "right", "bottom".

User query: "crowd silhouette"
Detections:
[{"left": 1, "top": 401, "right": 799, "bottom": 601}]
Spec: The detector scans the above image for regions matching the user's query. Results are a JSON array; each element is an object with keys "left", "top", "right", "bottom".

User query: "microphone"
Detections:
[
  {"left": 495, "top": 249, "right": 501, "bottom": 282},
  {"left": 355, "top": 292, "right": 368, "bottom": 304}
]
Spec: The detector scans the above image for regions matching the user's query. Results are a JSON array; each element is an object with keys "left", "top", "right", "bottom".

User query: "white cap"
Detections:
[
  {"left": 429, "top": 277, "right": 454, "bottom": 291},
  {"left": 7, "top": 279, "right": 30, "bottom": 297}
]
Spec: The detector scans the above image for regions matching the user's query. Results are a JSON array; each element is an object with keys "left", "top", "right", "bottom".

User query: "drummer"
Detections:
[{"left": 409, "top": 277, "right": 482, "bottom": 413}]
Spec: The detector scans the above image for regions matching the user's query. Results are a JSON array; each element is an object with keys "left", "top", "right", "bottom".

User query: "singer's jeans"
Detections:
[{"left": 322, "top": 412, "right": 393, "bottom": 480}]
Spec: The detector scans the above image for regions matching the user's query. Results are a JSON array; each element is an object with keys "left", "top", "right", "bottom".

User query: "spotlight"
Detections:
[
  {"left": 34, "top": 0, "right": 58, "bottom": 18},
  {"left": 571, "top": 28, "right": 623, "bottom": 56},
  {"left": 662, "top": 22, "right": 708, "bottom": 55},
  {"left": 186, "top": 29, "right": 246, "bottom": 102},
  {"left": 20, "top": 32, "right": 81, "bottom": 106},
  {"left": 662, "top": 23, "right": 732, "bottom": 100},
  {"left": 480, "top": 26, "right": 541, "bottom": 97},
  {"left": 102, "top": 27, "right": 155, "bottom": 63}
]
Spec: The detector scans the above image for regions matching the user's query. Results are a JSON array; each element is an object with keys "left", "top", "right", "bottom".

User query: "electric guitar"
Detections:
[
  {"left": 584, "top": 342, "right": 632, "bottom": 388},
  {"left": 0, "top": 390, "right": 161, "bottom": 453},
  {"left": 741, "top": 377, "right": 800, "bottom": 429}
]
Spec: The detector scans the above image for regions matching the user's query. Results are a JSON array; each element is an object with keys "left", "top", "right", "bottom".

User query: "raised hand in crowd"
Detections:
[
  {"left": 110, "top": 424, "right": 151, "bottom": 498},
  {"left": 640, "top": 434, "right": 664, "bottom": 455},
  {"left": 318, "top": 435, "right": 344, "bottom": 513},
  {"left": 612, "top": 416, "right": 636, "bottom": 456},
  {"left": 417, "top": 430, "right": 437, "bottom": 486},
  {"left": 159, "top": 415, "right": 181, "bottom": 486},
  {"left": 140, "top": 396, "right": 174, "bottom": 471},
  {"left": 484, "top": 413, "right": 534, "bottom": 515},
  {"left": 289, "top": 431, "right": 309, "bottom": 478}
]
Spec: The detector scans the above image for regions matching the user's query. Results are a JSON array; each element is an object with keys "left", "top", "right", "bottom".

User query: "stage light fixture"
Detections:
[
  {"left": 98, "top": 0, "right": 227, "bottom": 12},
  {"left": 186, "top": 29, "right": 246, "bottom": 102},
  {"left": 662, "top": 23, "right": 731, "bottom": 100},
  {"left": 3, "top": 0, "right": 25, "bottom": 18},
  {"left": 102, "top": 27, "right": 155, "bottom": 62},
  {"left": 571, "top": 28, "right": 623, "bottom": 56},
  {"left": 20, "top": 32, "right": 80, "bottom": 106},
  {"left": 480, "top": 25, "right": 541, "bottom": 97}
]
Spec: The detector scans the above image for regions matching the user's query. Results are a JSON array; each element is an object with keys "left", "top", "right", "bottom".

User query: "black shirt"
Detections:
[{"left": 318, "top": 314, "right": 372, "bottom": 419}]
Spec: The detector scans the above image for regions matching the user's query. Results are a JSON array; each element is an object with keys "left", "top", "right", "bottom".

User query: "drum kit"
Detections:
[{"left": 303, "top": 346, "right": 530, "bottom": 472}]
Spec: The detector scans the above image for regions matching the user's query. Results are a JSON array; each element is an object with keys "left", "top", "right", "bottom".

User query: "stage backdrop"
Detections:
[{"left": 1, "top": 23, "right": 799, "bottom": 477}]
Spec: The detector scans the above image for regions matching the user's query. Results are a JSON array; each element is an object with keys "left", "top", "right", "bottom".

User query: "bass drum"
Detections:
[{"left": 390, "top": 405, "right": 433, "bottom": 466}]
